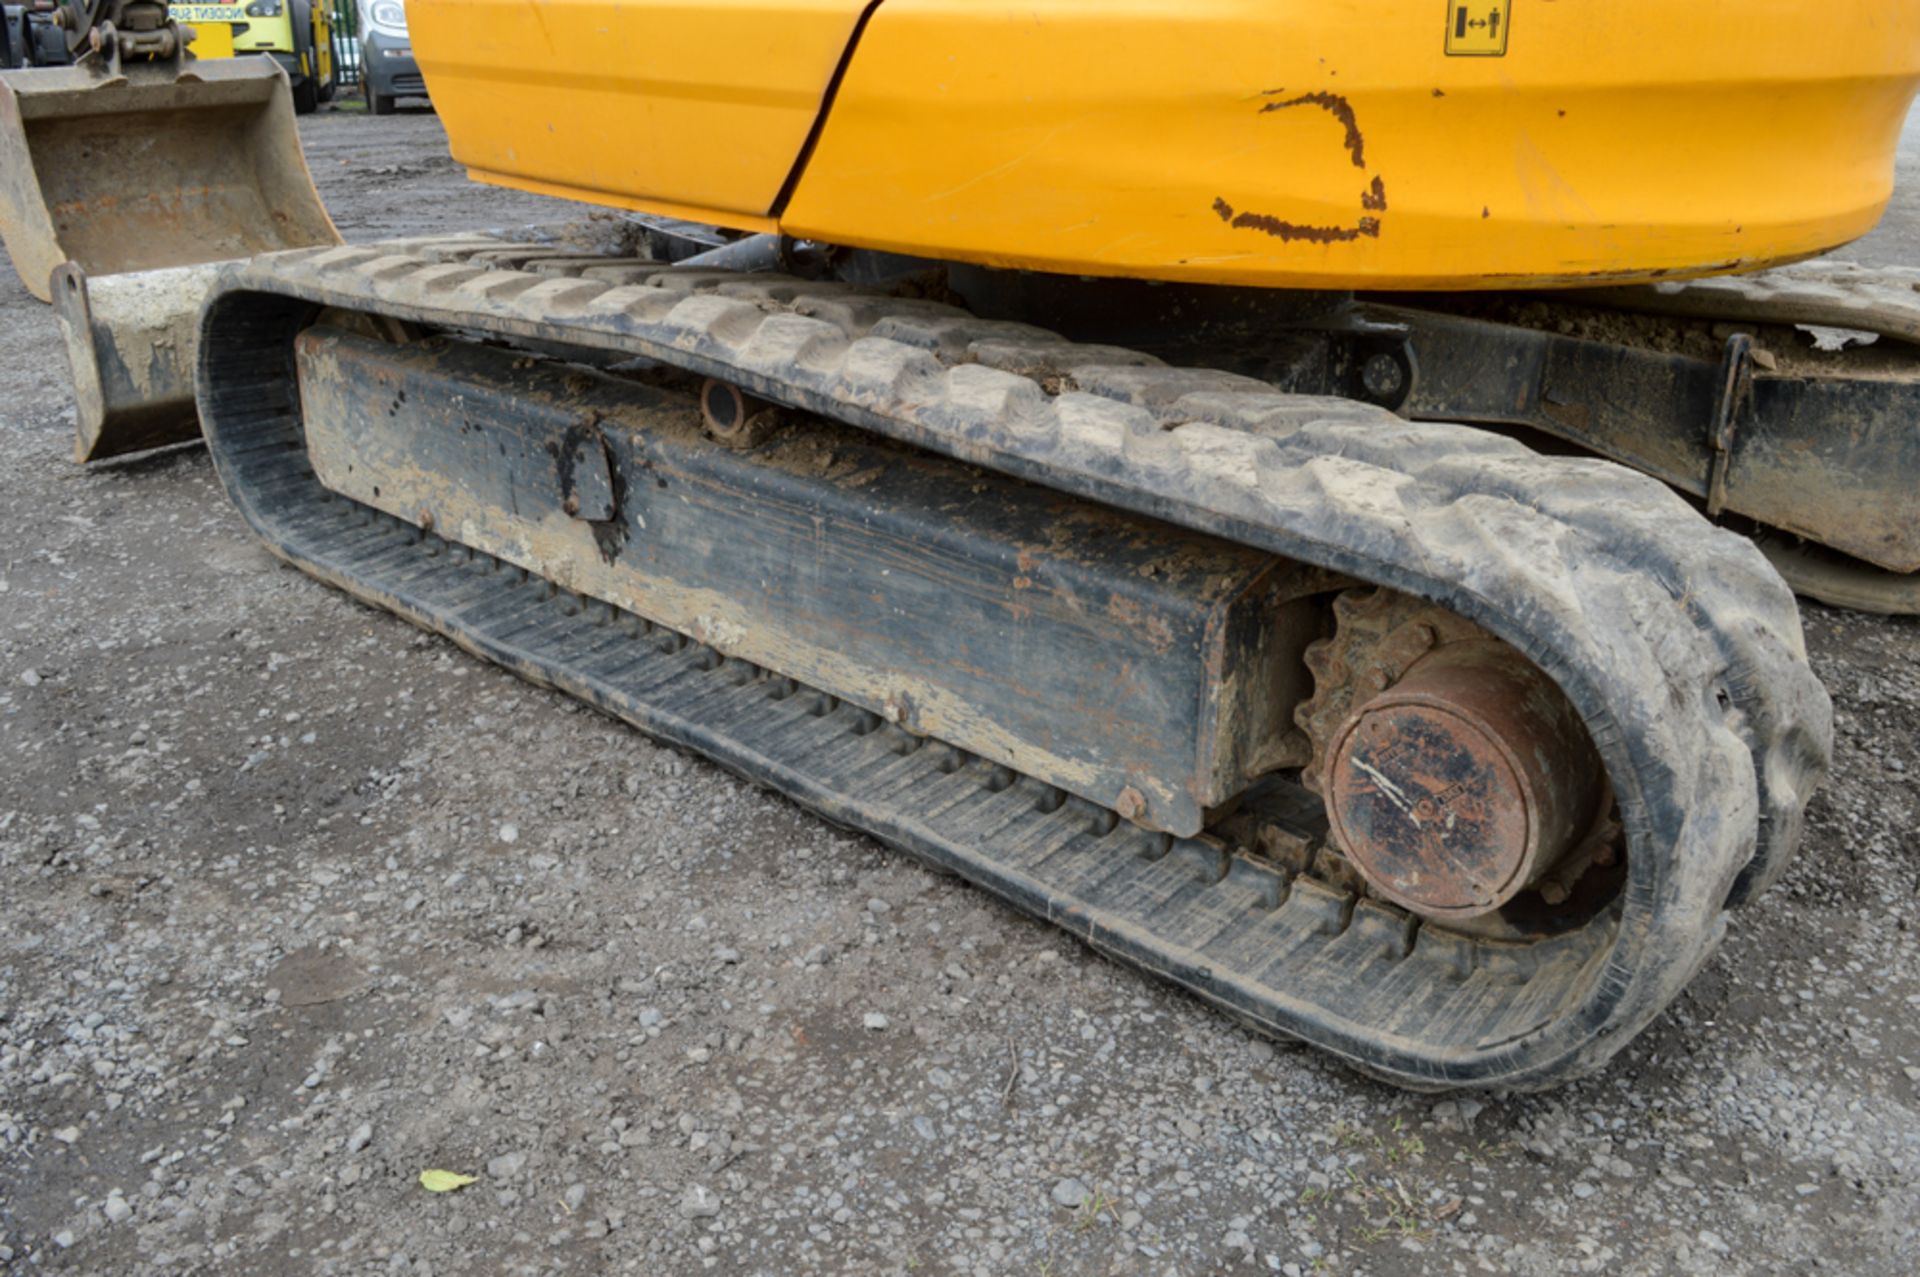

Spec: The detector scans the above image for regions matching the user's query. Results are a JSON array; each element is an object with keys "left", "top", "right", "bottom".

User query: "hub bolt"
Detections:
[{"left": 1360, "top": 352, "right": 1408, "bottom": 403}]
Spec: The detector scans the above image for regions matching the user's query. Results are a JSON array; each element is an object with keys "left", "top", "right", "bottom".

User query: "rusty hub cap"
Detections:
[{"left": 1298, "top": 590, "right": 1607, "bottom": 921}]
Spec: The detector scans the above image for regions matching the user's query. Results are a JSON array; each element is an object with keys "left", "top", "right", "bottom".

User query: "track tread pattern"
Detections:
[{"left": 1588, "top": 261, "right": 1920, "bottom": 344}]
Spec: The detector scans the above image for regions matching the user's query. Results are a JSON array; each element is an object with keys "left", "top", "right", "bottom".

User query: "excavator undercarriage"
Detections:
[
  {"left": 9, "top": 0, "right": 1915, "bottom": 1087},
  {"left": 190, "top": 234, "right": 1831, "bottom": 1088},
  {"left": 953, "top": 264, "right": 1920, "bottom": 615}
]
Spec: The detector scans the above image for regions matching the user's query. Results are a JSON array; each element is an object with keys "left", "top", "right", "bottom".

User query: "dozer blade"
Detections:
[
  {"left": 0, "top": 54, "right": 339, "bottom": 459},
  {"left": 0, "top": 56, "right": 337, "bottom": 301}
]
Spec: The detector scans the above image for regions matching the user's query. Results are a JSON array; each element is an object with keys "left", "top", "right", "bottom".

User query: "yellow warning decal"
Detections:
[{"left": 1445, "top": 1, "right": 1512, "bottom": 57}]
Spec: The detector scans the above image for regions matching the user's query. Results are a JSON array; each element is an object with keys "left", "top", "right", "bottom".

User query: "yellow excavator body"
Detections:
[
  {"left": 412, "top": 0, "right": 1920, "bottom": 289},
  {"left": 413, "top": 0, "right": 869, "bottom": 228}
]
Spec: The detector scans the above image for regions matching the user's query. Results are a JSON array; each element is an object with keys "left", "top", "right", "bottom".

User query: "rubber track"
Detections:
[
  {"left": 194, "top": 236, "right": 1833, "bottom": 1088},
  {"left": 1587, "top": 260, "right": 1920, "bottom": 345}
]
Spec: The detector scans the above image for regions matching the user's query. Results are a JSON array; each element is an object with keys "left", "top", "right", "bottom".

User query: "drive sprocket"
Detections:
[{"left": 1295, "top": 587, "right": 1624, "bottom": 927}]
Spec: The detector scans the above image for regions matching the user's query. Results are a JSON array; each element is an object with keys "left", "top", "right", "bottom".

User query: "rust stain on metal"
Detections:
[
  {"left": 1298, "top": 588, "right": 1619, "bottom": 921},
  {"left": 1324, "top": 640, "right": 1605, "bottom": 920},
  {"left": 1106, "top": 592, "right": 1177, "bottom": 655}
]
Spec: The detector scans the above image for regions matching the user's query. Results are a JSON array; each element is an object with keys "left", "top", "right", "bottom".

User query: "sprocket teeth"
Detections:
[
  {"left": 1295, "top": 587, "right": 1489, "bottom": 807},
  {"left": 1301, "top": 637, "right": 1341, "bottom": 683},
  {"left": 1335, "top": 587, "right": 1392, "bottom": 623}
]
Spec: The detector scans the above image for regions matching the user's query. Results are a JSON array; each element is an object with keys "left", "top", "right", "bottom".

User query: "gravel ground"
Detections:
[{"left": 1, "top": 107, "right": 1918, "bottom": 1277}]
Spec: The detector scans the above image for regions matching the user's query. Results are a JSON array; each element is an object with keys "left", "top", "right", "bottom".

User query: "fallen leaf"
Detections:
[{"left": 419, "top": 1169, "right": 477, "bottom": 1193}]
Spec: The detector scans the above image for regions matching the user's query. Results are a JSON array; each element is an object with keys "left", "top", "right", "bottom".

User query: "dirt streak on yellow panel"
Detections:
[{"left": 778, "top": 0, "right": 1920, "bottom": 288}]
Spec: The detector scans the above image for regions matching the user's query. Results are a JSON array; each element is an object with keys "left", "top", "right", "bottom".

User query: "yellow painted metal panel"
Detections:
[
  {"left": 177, "top": 4, "right": 274, "bottom": 55},
  {"left": 408, "top": 0, "right": 871, "bottom": 219},
  {"left": 462, "top": 169, "right": 780, "bottom": 235},
  {"left": 776, "top": 0, "right": 1920, "bottom": 288},
  {"left": 188, "top": 21, "right": 235, "bottom": 59}
]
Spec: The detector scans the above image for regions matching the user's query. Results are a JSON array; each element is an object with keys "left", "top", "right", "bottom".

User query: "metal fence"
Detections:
[{"left": 329, "top": 0, "right": 362, "bottom": 89}]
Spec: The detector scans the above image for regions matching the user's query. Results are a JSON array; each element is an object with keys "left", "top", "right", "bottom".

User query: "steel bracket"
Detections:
[{"left": 1704, "top": 333, "right": 1755, "bottom": 518}]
